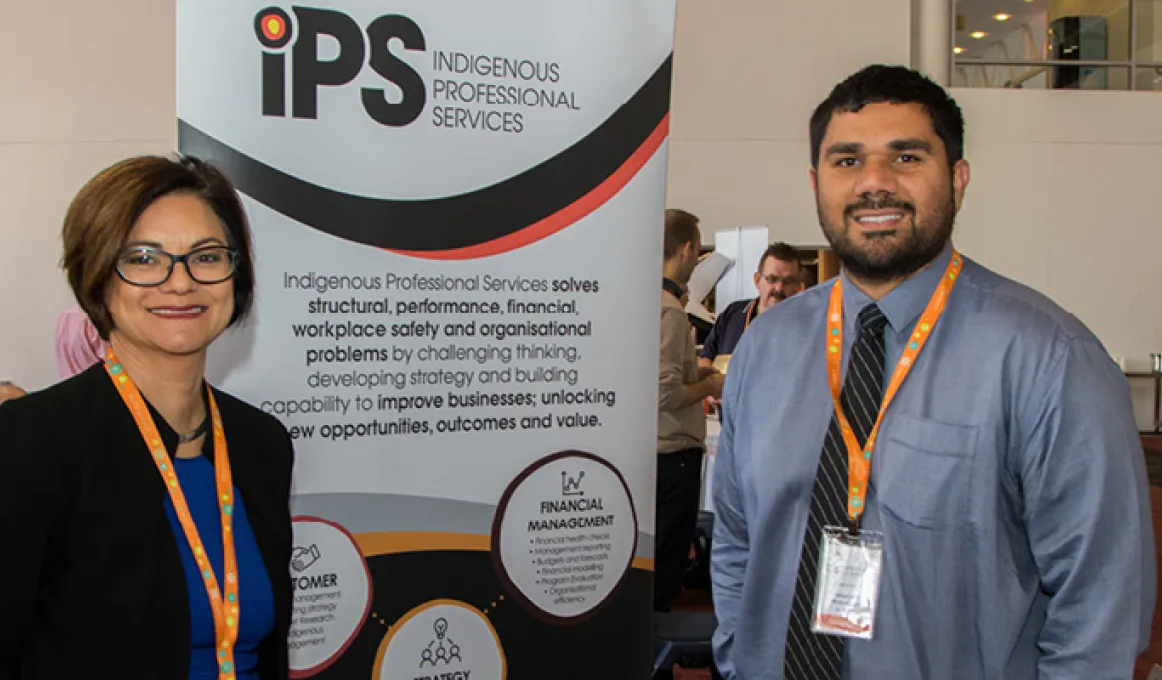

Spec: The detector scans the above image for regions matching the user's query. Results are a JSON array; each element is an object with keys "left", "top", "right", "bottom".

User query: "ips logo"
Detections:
[{"left": 254, "top": 6, "right": 426, "bottom": 127}]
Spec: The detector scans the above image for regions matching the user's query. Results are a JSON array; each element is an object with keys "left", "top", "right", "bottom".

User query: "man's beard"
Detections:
[{"left": 818, "top": 190, "right": 955, "bottom": 284}]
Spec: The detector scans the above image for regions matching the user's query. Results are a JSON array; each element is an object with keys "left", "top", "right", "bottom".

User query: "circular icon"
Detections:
[
  {"left": 375, "top": 600, "right": 506, "bottom": 680},
  {"left": 492, "top": 451, "right": 638, "bottom": 624},
  {"left": 254, "top": 7, "right": 293, "bottom": 49},
  {"left": 288, "top": 517, "right": 373, "bottom": 677}
]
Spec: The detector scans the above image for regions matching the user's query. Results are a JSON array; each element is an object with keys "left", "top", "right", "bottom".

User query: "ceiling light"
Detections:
[
  {"left": 971, "top": 31, "right": 987, "bottom": 39},
  {"left": 953, "top": 46, "right": 965, "bottom": 54},
  {"left": 995, "top": 13, "right": 1012, "bottom": 21}
]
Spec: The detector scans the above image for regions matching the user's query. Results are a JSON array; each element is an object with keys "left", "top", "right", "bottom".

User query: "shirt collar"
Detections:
[
  {"left": 839, "top": 242, "right": 954, "bottom": 335},
  {"left": 662, "top": 278, "right": 685, "bottom": 301}
]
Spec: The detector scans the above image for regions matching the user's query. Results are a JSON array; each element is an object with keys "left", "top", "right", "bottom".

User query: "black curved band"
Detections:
[{"left": 178, "top": 56, "right": 672, "bottom": 252}]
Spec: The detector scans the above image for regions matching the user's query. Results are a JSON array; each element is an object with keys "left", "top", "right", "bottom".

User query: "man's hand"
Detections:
[
  {"left": 680, "top": 368, "right": 725, "bottom": 408},
  {"left": 705, "top": 371, "right": 726, "bottom": 399},
  {"left": 697, "top": 367, "right": 725, "bottom": 400}
]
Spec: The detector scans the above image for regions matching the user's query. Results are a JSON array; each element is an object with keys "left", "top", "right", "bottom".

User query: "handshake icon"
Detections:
[{"left": 292, "top": 544, "right": 322, "bottom": 572}]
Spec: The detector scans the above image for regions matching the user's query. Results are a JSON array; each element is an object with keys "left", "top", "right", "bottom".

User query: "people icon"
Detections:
[
  {"left": 418, "top": 616, "right": 463, "bottom": 668},
  {"left": 419, "top": 648, "right": 435, "bottom": 668}
]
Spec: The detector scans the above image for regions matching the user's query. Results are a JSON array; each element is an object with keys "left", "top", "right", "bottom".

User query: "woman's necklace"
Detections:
[{"left": 177, "top": 412, "right": 211, "bottom": 444}]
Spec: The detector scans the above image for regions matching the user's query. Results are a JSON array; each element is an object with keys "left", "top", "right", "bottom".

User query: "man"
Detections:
[
  {"left": 699, "top": 243, "right": 805, "bottom": 369},
  {"left": 711, "top": 65, "right": 1154, "bottom": 679},
  {"left": 657, "top": 208, "right": 725, "bottom": 611}
]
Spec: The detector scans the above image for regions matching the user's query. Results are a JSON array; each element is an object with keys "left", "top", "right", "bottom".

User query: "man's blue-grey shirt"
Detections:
[{"left": 711, "top": 243, "right": 1155, "bottom": 679}]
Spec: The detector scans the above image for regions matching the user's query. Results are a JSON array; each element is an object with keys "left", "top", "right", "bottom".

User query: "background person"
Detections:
[
  {"left": 699, "top": 242, "right": 805, "bottom": 369},
  {"left": 55, "top": 304, "right": 108, "bottom": 378},
  {"left": 657, "top": 208, "right": 724, "bottom": 611},
  {"left": 0, "top": 155, "right": 295, "bottom": 678}
]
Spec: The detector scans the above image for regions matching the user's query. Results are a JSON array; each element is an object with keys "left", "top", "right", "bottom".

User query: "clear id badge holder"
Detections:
[{"left": 811, "top": 527, "right": 884, "bottom": 640}]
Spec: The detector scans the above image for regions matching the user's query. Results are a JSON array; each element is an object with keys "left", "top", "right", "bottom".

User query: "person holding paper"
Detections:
[
  {"left": 711, "top": 65, "right": 1154, "bottom": 679},
  {"left": 699, "top": 243, "right": 806, "bottom": 371},
  {"left": 0, "top": 155, "right": 294, "bottom": 678},
  {"left": 657, "top": 208, "right": 725, "bottom": 612}
]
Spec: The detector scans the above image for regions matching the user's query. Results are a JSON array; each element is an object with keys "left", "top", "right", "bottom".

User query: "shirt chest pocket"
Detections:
[{"left": 872, "top": 413, "right": 977, "bottom": 529}]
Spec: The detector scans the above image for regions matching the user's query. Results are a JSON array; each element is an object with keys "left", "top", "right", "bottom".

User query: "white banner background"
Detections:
[{"left": 180, "top": 2, "right": 675, "bottom": 676}]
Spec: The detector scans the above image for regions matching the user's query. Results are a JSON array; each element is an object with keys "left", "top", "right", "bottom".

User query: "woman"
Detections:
[{"left": 0, "top": 155, "right": 293, "bottom": 678}]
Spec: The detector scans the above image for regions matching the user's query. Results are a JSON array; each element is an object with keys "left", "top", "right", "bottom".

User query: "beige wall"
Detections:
[
  {"left": 0, "top": 1, "right": 176, "bottom": 389},
  {"left": 4, "top": 0, "right": 1162, "bottom": 423},
  {"left": 953, "top": 87, "right": 1162, "bottom": 361},
  {"left": 667, "top": 0, "right": 915, "bottom": 248}
]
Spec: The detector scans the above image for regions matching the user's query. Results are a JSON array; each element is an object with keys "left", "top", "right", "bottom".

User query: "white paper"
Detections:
[
  {"left": 686, "top": 251, "right": 734, "bottom": 307},
  {"left": 685, "top": 300, "right": 716, "bottom": 324}
]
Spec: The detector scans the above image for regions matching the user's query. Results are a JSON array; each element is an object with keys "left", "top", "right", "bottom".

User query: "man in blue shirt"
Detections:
[
  {"left": 711, "top": 64, "right": 1155, "bottom": 679},
  {"left": 700, "top": 243, "right": 805, "bottom": 370}
]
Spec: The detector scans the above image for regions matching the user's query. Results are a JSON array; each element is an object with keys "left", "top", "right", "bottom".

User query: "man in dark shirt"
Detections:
[{"left": 700, "top": 243, "right": 804, "bottom": 368}]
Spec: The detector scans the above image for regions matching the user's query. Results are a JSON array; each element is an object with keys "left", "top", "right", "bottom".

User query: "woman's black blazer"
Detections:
[{"left": 0, "top": 362, "right": 294, "bottom": 678}]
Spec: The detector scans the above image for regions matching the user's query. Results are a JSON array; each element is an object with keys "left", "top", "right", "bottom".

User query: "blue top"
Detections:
[
  {"left": 711, "top": 243, "right": 1155, "bottom": 679},
  {"left": 700, "top": 298, "right": 757, "bottom": 361},
  {"left": 163, "top": 455, "right": 275, "bottom": 680}
]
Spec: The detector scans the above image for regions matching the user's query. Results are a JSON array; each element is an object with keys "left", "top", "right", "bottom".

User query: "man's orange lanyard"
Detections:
[
  {"left": 104, "top": 348, "right": 240, "bottom": 679},
  {"left": 744, "top": 299, "right": 757, "bottom": 331},
  {"left": 826, "top": 250, "right": 962, "bottom": 525}
]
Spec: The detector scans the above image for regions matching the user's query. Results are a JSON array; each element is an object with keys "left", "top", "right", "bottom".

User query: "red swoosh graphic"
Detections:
[{"left": 388, "top": 113, "right": 670, "bottom": 261}]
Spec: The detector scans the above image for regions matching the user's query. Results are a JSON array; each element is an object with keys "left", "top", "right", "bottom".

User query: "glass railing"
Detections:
[{"left": 952, "top": 0, "right": 1162, "bottom": 90}]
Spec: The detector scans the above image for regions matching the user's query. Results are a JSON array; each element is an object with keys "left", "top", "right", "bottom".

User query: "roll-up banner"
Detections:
[{"left": 179, "top": 2, "right": 677, "bottom": 677}]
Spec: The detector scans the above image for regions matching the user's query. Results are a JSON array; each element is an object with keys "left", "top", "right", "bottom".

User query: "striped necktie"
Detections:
[{"left": 783, "top": 303, "right": 888, "bottom": 679}]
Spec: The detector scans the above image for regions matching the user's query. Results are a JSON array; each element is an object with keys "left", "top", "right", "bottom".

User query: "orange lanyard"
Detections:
[
  {"left": 744, "top": 299, "right": 757, "bottom": 331},
  {"left": 826, "top": 250, "right": 962, "bottom": 525},
  {"left": 104, "top": 348, "right": 240, "bottom": 679}
]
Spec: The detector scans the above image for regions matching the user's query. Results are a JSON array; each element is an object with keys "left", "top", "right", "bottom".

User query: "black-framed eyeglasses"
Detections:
[
  {"left": 760, "top": 274, "right": 800, "bottom": 286},
  {"left": 115, "top": 245, "right": 239, "bottom": 287}
]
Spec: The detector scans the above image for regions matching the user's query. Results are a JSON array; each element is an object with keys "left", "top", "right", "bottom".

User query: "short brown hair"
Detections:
[
  {"left": 757, "top": 242, "right": 802, "bottom": 273},
  {"left": 664, "top": 208, "right": 700, "bottom": 259},
  {"left": 61, "top": 155, "right": 255, "bottom": 340}
]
